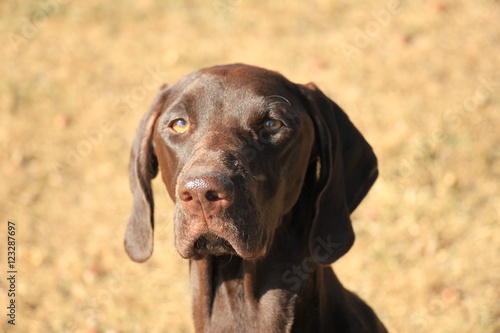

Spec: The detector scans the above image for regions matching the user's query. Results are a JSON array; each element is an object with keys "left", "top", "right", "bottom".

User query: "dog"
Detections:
[{"left": 125, "top": 64, "right": 387, "bottom": 332}]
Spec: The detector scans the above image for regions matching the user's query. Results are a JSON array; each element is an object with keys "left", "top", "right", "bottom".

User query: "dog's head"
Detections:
[{"left": 125, "top": 64, "right": 377, "bottom": 265}]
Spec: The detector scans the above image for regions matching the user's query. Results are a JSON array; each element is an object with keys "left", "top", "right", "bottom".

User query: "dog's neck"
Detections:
[
  {"left": 189, "top": 254, "right": 293, "bottom": 332},
  {"left": 188, "top": 213, "right": 339, "bottom": 333}
]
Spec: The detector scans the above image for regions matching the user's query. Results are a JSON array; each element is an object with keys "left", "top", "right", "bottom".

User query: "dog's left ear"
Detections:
[
  {"left": 124, "top": 83, "right": 171, "bottom": 263},
  {"left": 301, "top": 83, "right": 378, "bottom": 265}
]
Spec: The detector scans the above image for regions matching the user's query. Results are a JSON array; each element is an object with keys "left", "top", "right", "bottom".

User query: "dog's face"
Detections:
[
  {"left": 125, "top": 64, "right": 378, "bottom": 265},
  {"left": 153, "top": 66, "right": 315, "bottom": 260}
]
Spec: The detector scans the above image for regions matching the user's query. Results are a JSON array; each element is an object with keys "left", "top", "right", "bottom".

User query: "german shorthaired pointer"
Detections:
[{"left": 125, "top": 64, "right": 387, "bottom": 332}]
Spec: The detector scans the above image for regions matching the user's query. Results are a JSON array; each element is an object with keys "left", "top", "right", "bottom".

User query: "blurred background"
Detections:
[{"left": 1, "top": 0, "right": 499, "bottom": 332}]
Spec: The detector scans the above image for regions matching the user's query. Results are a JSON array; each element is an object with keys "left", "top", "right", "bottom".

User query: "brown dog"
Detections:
[{"left": 125, "top": 64, "right": 387, "bottom": 332}]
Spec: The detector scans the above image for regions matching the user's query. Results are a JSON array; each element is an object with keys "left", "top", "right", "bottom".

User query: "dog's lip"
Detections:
[
  {"left": 200, "top": 232, "right": 219, "bottom": 243},
  {"left": 192, "top": 232, "right": 237, "bottom": 257},
  {"left": 174, "top": 208, "right": 268, "bottom": 260},
  {"left": 177, "top": 231, "right": 267, "bottom": 260}
]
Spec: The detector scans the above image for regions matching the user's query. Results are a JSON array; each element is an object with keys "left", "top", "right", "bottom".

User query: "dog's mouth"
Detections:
[{"left": 193, "top": 232, "right": 237, "bottom": 258}]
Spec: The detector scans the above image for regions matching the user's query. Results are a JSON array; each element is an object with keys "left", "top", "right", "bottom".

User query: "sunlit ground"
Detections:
[{"left": 1, "top": 1, "right": 499, "bottom": 332}]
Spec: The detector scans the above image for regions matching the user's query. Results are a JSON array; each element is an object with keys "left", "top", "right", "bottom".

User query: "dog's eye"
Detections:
[
  {"left": 263, "top": 118, "right": 283, "bottom": 131},
  {"left": 170, "top": 118, "right": 190, "bottom": 133}
]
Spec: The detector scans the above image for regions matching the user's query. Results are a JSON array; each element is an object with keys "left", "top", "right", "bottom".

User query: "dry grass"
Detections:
[{"left": 1, "top": 0, "right": 499, "bottom": 332}]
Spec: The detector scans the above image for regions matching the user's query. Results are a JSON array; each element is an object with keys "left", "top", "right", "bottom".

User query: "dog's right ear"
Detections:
[
  {"left": 124, "top": 84, "right": 171, "bottom": 262},
  {"left": 300, "top": 83, "right": 378, "bottom": 265}
]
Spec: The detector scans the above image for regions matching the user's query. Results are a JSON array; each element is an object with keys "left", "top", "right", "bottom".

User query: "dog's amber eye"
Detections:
[
  {"left": 263, "top": 119, "right": 282, "bottom": 131},
  {"left": 170, "top": 118, "right": 189, "bottom": 133}
]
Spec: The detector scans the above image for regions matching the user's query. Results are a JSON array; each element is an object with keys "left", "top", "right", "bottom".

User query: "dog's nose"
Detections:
[{"left": 178, "top": 174, "right": 234, "bottom": 218}]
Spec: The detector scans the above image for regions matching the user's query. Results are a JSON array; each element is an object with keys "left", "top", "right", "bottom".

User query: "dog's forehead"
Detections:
[
  {"left": 173, "top": 65, "right": 297, "bottom": 103},
  {"left": 195, "top": 64, "right": 290, "bottom": 89}
]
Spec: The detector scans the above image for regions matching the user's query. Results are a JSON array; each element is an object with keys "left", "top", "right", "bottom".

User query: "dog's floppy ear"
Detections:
[
  {"left": 124, "top": 84, "right": 171, "bottom": 262},
  {"left": 301, "top": 83, "right": 378, "bottom": 265}
]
